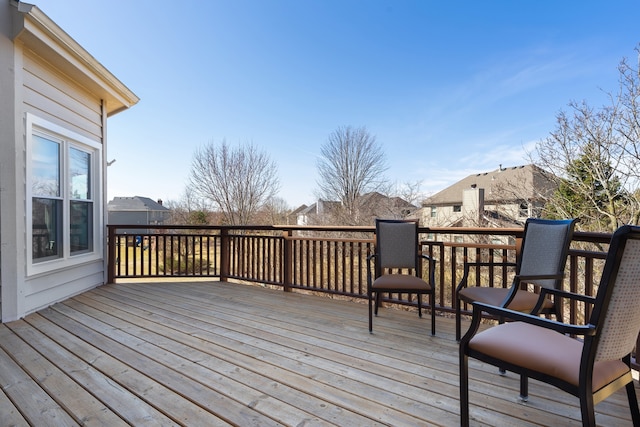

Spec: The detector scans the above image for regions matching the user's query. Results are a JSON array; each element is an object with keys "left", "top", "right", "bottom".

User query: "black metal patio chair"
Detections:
[
  {"left": 460, "top": 224, "right": 640, "bottom": 427},
  {"left": 367, "top": 219, "right": 437, "bottom": 335}
]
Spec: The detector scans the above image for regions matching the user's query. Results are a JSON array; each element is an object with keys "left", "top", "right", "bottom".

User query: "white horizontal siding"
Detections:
[
  {"left": 23, "top": 260, "right": 104, "bottom": 316},
  {"left": 16, "top": 49, "right": 106, "bottom": 319},
  {"left": 23, "top": 50, "right": 103, "bottom": 141}
]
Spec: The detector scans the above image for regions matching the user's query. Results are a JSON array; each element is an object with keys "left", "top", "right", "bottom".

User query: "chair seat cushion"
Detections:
[
  {"left": 372, "top": 274, "right": 431, "bottom": 291},
  {"left": 469, "top": 322, "right": 630, "bottom": 392},
  {"left": 459, "top": 287, "right": 553, "bottom": 311}
]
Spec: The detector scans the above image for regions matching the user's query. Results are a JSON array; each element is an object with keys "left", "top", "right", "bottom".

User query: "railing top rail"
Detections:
[
  {"left": 283, "top": 235, "right": 374, "bottom": 243},
  {"left": 107, "top": 224, "right": 373, "bottom": 232},
  {"left": 106, "top": 224, "right": 612, "bottom": 245},
  {"left": 421, "top": 226, "right": 523, "bottom": 236}
]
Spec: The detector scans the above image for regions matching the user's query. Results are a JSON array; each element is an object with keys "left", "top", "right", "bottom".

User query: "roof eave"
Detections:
[{"left": 12, "top": 2, "right": 139, "bottom": 116}]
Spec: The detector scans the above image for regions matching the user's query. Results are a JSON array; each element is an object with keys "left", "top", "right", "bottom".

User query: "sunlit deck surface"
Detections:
[{"left": 1, "top": 281, "right": 637, "bottom": 426}]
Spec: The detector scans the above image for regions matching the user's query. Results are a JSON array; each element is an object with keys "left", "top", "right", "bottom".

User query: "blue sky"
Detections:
[{"left": 37, "top": 1, "right": 640, "bottom": 208}]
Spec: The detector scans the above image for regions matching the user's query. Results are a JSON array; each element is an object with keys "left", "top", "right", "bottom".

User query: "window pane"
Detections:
[
  {"left": 70, "top": 200, "right": 93, "bottom": 254},
  {"left": 32, "top": 135, "right": 60, "bottom": 197},
  {"left": 70, "top": 147, "right": 91, "bottom": 200},
  {"left": 32, "top": 197, "right": 62, "bottom": 261}
]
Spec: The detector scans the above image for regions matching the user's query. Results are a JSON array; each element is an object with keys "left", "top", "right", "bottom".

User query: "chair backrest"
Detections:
[
  {"left": 375, "top": 219, "right": 419, "bottom": 271},
  {"left": 517, "top": 218, "right": 576, "bottom": 289},
  {"left": 590, "top": 225, "right": 640, "bottom": 362}
]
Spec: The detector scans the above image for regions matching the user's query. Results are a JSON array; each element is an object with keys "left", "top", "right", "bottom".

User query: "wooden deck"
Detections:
[{"left": 0, "top": 281, "right": 636, "bottom": 426}]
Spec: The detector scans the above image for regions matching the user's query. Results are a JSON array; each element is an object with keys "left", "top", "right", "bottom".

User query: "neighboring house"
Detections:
[
  {"left": 296, "top": 200, "right": 341, "bottom": 225},
  {"left": 358, "top": 191, "right": 418, "bottom": 219},
  {"left": 0, "top": 1, "right": 138, "bottom": 322},
  {"left": 107, "top": 197, "right": 170, "bottom": 233},
  {"left": 420, "top": 164, "right": 556, "bottom": 229},
  {"left": 295, "top": 192, "right": 417, "bottom": 225},
  {"left": 287, "top": 204, "right": 308, "bottom": 225}
]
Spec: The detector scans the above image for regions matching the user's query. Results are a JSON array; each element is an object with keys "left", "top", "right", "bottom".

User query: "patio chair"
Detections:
[
  {"left": 455, "top": 217, "right": 576, "bottom": 341},
  {"left": 367, "top": 219, "right": 437, "bottom": 335},
  {"left": 460, "top": 224, "right": 640, "bottom": 427}
]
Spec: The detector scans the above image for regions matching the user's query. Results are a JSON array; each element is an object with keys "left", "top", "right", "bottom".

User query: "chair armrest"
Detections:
[
  {"left": 470, "top": 301, "right": 596, "bottom": 337},
  {"left": 538, "top": 287, "right": 596, "bottom": 304},
  {"left": 498, "top": 272, "right": 565, "bottom": 308},
  {"left": 420, "top": 253, "right": 437, "bottom": 263},
  {"left": 420, "top": 254, "right": 437, "bottom": 284},
  {"left": 366, "top": 253, "right": 377, "bottom": 288}
]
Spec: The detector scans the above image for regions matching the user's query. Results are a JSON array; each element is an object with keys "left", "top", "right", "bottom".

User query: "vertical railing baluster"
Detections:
[{"left": 105, "top": 225, "right": 610, "bottom": 331}]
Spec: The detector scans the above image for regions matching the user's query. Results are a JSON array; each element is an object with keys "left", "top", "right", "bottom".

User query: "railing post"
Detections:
[
  {"left": 107, "top": 225, "right": 115, "bottom": 284},
  {"left": 220, "top": 228, "right": 230, "bottom": 282},
  {"left": 283, "top": 230, "right": 293, "bottom": 292}
]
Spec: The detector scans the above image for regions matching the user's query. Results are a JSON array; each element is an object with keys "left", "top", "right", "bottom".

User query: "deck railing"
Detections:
[
  {"left": 106, "top": 224, "right": 611, "bottom": 317},
  {"left": 108, "top": 223, "right": 638, "bottom": 367}
]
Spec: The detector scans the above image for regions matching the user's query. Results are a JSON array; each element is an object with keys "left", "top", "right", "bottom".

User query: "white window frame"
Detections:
[{"left": 26, "top": 114, "right": 103, "bottom": 276}]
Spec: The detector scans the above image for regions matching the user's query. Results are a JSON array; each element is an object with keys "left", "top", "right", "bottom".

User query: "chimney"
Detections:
[
  {"left": 463, "top": 187, "right": 484, "bottom": 225},
  {"left": 157, "top": 199, "right": 163, "bottom": 206}
]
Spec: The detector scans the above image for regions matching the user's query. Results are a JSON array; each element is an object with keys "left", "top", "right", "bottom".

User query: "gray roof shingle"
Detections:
[{"left": 423, "top": 164, "right": 555, "bottom": 206}]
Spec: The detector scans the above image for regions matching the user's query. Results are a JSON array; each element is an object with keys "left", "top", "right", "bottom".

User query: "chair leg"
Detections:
[
  {"left": 368, "top": 291, "right": 373, "bottom": 333},
  {"left": 460, "top": 352, "right": 470, "bottom": 427},
  {"left": 417, "top": 294, "right": 422, "bottom": 318},
  {"left": 626, "top": 380, "right": 640, "bottom": 424},
  {"left": 579, "top": 390, "right": 597, "bottom": 427},
  {"left": 430, "top": 291, "right": 436, "bottom": 336},
  {"left": 456, "top": 298, "right": 462, "bottom": 341},
  {"left": 374, "top": 293, "right": 381, "bottom": 315},
  {"left": 519, "top": 374, "right": 528, "bottom": 402}
]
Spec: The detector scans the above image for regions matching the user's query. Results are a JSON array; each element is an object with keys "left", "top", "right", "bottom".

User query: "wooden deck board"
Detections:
[{"left": 0, "top": 280, "right": 637, "bottom": 426}]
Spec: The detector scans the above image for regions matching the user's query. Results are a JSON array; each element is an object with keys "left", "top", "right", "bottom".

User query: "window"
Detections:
[
  {"left": 27, "top": 115, "right": 102, "bottom": 274},
  {"left": 453, "top": 205, "right": 461, "bottom": 213},
  {"left": 519, "top": 202, "right": 529, "bottom": 218},
  {"left": 430, "top": 206, "right": 437, "bottom": 218}
]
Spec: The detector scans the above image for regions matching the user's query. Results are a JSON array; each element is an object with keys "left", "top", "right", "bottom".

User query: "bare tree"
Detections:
[
  {"left": 316, "top": 126, "right": 388, "bottom": 225},
  {"left": 531, "top": 50, "right": 640, "bottom": 232},
  {"left": 188, "top": 141, "right": 280, "bottom": 225},
  {"left": 395, "top": 180, "right": 423, "bottom": 208},
  {"left": 255, "top": 196, "right": 291, "bottom": 225},
  {"left": 614, "top": 54, "right": 640, "bottom": 224},
  {"left": 164, "top": 189, "right": 215, "bottom": 225}
]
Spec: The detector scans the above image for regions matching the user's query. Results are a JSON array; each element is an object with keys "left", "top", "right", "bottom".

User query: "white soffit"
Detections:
[{"left": 12, "top": 1, "right": 139, "bottom": 116}]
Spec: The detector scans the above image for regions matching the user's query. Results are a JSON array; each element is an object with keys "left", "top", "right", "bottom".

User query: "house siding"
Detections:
[
  {"left": 0, "top": 5, "right": 17, "bottom": 320},
  {"left": 23, "top": 50, "right": 103, "bottom": 140},
  {"left": 17, "top": 42, "right": 107, "bottom": 318},
  {"left": 0, "top": 1, "right": 137, "bottom": 322}
]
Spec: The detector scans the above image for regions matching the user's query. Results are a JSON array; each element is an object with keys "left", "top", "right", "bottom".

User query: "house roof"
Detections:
[
  {"left": 423, "top": 164, "right": 555, "bottom": 206},
  {"left": 298, "top": 204, "right": 317, "bottom": 215},
  {"left": 289, "top": 204, "right": 308, "bottom": 216},
  {"left": 12, "top": 1, "right": 139, "bottom": 116},
  {"left": 108, "top": 196, "right": 169, "bottom": 212},
  {"left": 359, "top": 191, "right": 416, "bottom": 209},
  {"left": 295, "top": 193, "right": 417, "bottom": 216}
]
